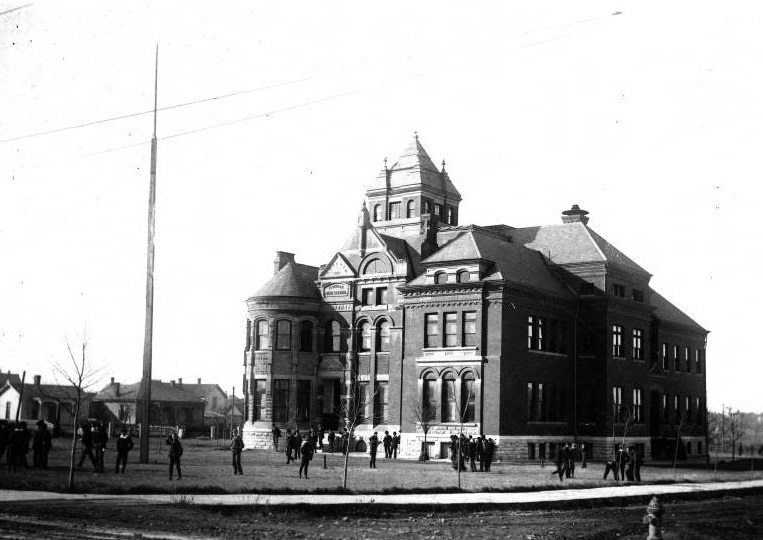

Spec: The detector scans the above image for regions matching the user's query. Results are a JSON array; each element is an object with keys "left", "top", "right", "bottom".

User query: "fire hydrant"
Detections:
[{"left": 643, "top": 495, "right": 664, "bottom": 539}]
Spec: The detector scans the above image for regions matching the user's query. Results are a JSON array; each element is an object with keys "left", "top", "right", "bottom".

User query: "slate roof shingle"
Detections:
[
  {"left": 253, "top": 262, "right": 320, "bottom": 299},
  {"left": 650, "top": 289, "right": 707, "bottom": 332}
]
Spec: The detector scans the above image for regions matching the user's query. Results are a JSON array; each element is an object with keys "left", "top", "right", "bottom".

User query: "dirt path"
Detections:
[{"left": 1, "top": 493, "right": 761, "bottom": 539}]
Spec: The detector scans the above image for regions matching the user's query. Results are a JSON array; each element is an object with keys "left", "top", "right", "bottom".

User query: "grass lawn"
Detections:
[{"left": 2, "top": 437, "right": 761, "bottom": 494}]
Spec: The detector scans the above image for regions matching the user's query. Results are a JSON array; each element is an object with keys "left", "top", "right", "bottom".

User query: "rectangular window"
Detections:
[
  {"left": 444, "top": 312, "right": 458, "bottom": 347},
  {"left": 463, "top": 311, "right": 477, "bottom": 347},
  {"left": 613, "top": 386, "right": 623, "bottom": 422},
  {"left": 425, "top": 313, "right": 439, "bottom": 348},
  {"left": 633, "top": 388, "right": 643, "bottom": 424},
  {"left": 253, "top": 380, "right": 267, "bottom": 421},
  {"left": 362, "top": 288, "right": 374, "bottom": 306},
  {"left": 375, "top": 382, "right": 389, "bottom": 424},
  {"left": 272, "top": 380, "right": 290, "bottom": 423},
  {"left": 698, "top": 441, "right": 703, "bottom": 455},
  {"left": 527, "top": 316, "right": 546, "bottom": 351},
  {"left": 527, "top": 443, "right": 536, "bottom": 460},
  {"left": 537, "top": 383, "right": 545, "bottom": 420},
  {"left": 613, "top": 283, "right": 625, "bottom": 297},
  {"left": 443, "top": 378, "right": 457, "bottom": 422},
  {"left": 685, "top": 396, "right": 692, "bottom": 423},
  {"left": 539, "top": 442, "right": 546, "bottom": 460},
  {"left": 686, "top": 442, "right": 692, "bottom": 455},
  {"left": 5, "top": 402, "right": 10, "bottom": 419},
  {"left": 685, "top": 347, "right": 691, "bottom": 372},
  {"left": 612, "top": 325, "right": 624, "bottom": 357},
  {"left": 674, "top": 394, "right": 680, "bottom": 420},
  {"left": 662, "top": 393, "right": 669, "bottom": 422},
  {"left": 359, "top": 383, "right": 370, "bottom": 424},
  {"left": 632, "top": 329, "right": 643, "bottom": 360},
  {"left": 424, "top": 378, "right": 437, "bottom": 413},
  {"left": 527, "top": 382, "right": 534, "bottom": 421},
  {"left": 695, "top": 349, "right": 702, "bottom": 373},
  {"left": 276, "top": 320, "right": 292, "bottom": 350},
  {"left": 388, "top": 201, "right": 401, "bottom": 219},
  {"left": 435, "top": 204, "right": 443, "bottom": 217},
  {"left": 673, "top": 345, "right": 680, "bottom": 371},
  {"left": 297, "top": 380, "right": 310, "bottom": 423},
  {"left": 696, "top": 397, "right": 703, "bottom": 425},
  {"left": 376, "top": 287, "right": 388, "bottom": 305},
  {"left": 662, "top": 343, "right": 669, "bottom": 371},
  {"left": 632, "top": 289, "right": 644, "bottom": 302}
]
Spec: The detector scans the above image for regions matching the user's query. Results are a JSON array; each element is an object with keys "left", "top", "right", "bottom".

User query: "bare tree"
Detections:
[
  {"left": 451, "top": 381, "right": 475, "bottom": 489},
  {"left": 409, "top": 394, "right": 438, "bottom": 461},
  {"left": 672, "top": 409, "right": 689, "bottom": 480},
  {"left": 616, "top": 405, "right": 635, "bottom": 484},
  {"left": 335, "top": 374, "right": 377, "bottom": 490},
  {"left": 728, "top": 409, "right": 747, "bottom": 461},
  {"left": 46, "top": 332, "right": 105, "bottom": 492}
]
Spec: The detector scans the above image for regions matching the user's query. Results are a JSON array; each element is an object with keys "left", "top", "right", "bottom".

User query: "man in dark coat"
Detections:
[
  {"left": 632, "top": 446, "right": 643, "bottom": 482},
  {"left": 317, "top": 424, "right": 325, "bottom": 451},
  {"left": 272, "top": 425, "right": 281, "bottom": 452},
  {"left": 91, "top": 423, "right": 107, "bottom": 473},
  {"left": 166, "top": 431, "right": 183, "bottom": 480},
  {"left": 77, "top": 422, "right": 96, "bottom": 469},
  {"left": 618, "top": 445, "right": 630, "bottom": 481},
  {"left": 484, "top": 438, "right": 495, "bottom": 472},
  {"left": 391, "top": 432, "right": 399, "bottom": 459},
  {"left": 603, "top": 445, "right": 620, "bottom": 480},
  {"left": 7, "top": 422, "right": 29, "bottom": 472},
  {"left": 327, "top": 430, "right": 336, "bottom": 453},
  {"left": 382, "top": 431, "right": 392, "bottom": 458},
  {"left": 553, "top": 443, "right": 567, "bottom": 481},
  {"left": 468, "top": 435, "right": 478, "bottom": 471},
  {"left": 32, "top": 421, "right": 52, "bottom": 468},
  {"left": 115, "top": 427, "right": 134, "bottom": 474},
  {"left": 230, "top": 428, "right": 244, "bottom": 475},
  {"left": 298, "top": 439, "right": 314, "bottom": 479},
  {"left": 285, "top": 429, "right": 294, "bottom": 464},
  {"left": 477, "top": 435, "right": 486, "bottom": 472},
  {"left": 368, "top": 432, "right": 379, "bottom": 468},
  {"left": 292, "top": 430, "right": 303, "bottom": 463}
]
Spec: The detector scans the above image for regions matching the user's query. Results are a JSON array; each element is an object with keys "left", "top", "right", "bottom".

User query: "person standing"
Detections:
[
  {"left": 618, "top": 445, "right": 630, "bottom": 481},
  {"left": 272, "top": 425, "right": 282, "bottom": 452},
  {"left": 33, "top": 421, "right": 52, "bottom": 468},
  {"left": 327, "top": 430, "right": 336, "bottom": 453},
  {"left": 580, "top": 443, "right": 587, "bottom": 469},
  {"left": 285, "top": 429, "right": 294, "bottom": 464},
  {"left": 293, "top": 430, "right": 302, "bottom": 463},
  {"left": 382, "top": 431, "right": 392, "bottom": 458},
  {"left": 317, "top": 424, "right": 325, "bottom": 451},
  {"left": 115, "top": 427, "right": 134, "bottom": 474},
  {"left": 77, "top": 423, "right": 96, "bottom": 469},
  {"left": 368, "top": 432, "right": 379, "bottom": 468},
  {"left": 166, "top": 431, "right": 183, "bottom": 480},
  {"left": 484, "top": 438, "right": 495, "bottom": 472},
  {"left": 603, "top": 445, "right": 619, "bottom": 480},
  {"left": 568, "top": 443, "right": 576, "bottom": 478},
  {"left": 632, "top": 446, "right": 643, "bottom": 482},
  {"left": 341, "top": 428, "right": 349, "bottom": 455},
  {"left": 298, "top": 439, "right": 314, "bottom": 479},
  {"left": 553, "top": 443, "right": 566, "bottom": 481},
  {"left": 91, "top": 423, "right": 107, "bottom": 473},
  {"left": 477, "top": 435, "right": 486, "bottom": 472},
  {"left": 230, "top": 428, "right": 244, "bottom": 475},
  {"left": 391, "top": 432, "right": 399, "bottom": 459}
]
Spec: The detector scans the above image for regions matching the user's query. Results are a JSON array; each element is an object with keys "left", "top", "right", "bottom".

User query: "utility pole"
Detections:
[{"left": 139, "top": 45, "right": 159, "bottom": 464}]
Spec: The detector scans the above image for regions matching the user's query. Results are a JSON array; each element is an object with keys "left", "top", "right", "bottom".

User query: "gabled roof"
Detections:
[
  {"left": 0, "top": 372, "right": 22, "bottom": 388},
  {"left": 367, "top": 134, "right": 461, "bottom": 199},
  {"left": 650, "top": 289, "right": 707, "bottom": 333},
  {"left": 24, "top": 384, "right": 93, "bottom": 402},
  {"left": 253, "top": 262, "right": 320, "bottom": 299},
  {"left": 416, "top": 227, "right": 572, "bottom": 297},
  {"left": 94, "top": 380, "right": 207, "bottom": 404},
  {"left": 510, "top": 222, "right": 650, "bottom": 276}
]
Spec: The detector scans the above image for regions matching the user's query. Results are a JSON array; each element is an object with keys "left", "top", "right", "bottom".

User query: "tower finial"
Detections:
[
  {"left": 383, "top": 157, "right": 388, "bottom": 169},
  {"left": 441, "top": 159, "right": 446, "bottom": 172},
  {"left": 414, "top": 130, "right": 418, "bottom": 141}
]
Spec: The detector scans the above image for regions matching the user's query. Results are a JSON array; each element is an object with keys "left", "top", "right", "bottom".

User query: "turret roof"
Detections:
[{"left": 252, "top": 262, "right": 319, "bottom": 299}]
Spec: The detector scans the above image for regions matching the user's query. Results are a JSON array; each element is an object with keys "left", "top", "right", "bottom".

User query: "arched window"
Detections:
[
  {"left": 363, "top": 258, "right": 389, "bottom": 275},
  {"left": 359, "top": 321, "right": 371, "bottom": 352},
  {"left": 423, "top": 372, "right": 437, "bottom": 416},
  {"left": 255, "top": 320, "right": 269, "bottom": 350},
  {"left": 406, "top": 200, "right": 416, "bottom": 218},
  {"left": 373, "top": 204, "right": 382, "bottom": 222},
  {"left": 276, "top": 320, "right": 292, "bottom": 350},
  {"left": 462, "top": 374, "right": 476, "bottom": 422},
  {"left": 299, "top": 321, "right": 313, "bottom": 352},
  {"left": 325, "top": 320, "right": 341, "bottom": 352},
  {"left": 434, "top": 272, "right": 447, "bottom": 284},
  {"left": 377, "top": 320, "right": 390, "bottom": 352},
  {"left": 457, "top": 270, "right": 470, "bottom": 283},
  {"left": 442, "top": 375, "right": 457, "bottom": 422}
]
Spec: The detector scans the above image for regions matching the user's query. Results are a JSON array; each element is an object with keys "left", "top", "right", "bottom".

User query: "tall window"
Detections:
[
  {"left": 662, "top": 393, "right": 669, "bottom": 422},
  {"left": 297, "top": 380, "right": 310, "bottom": 423},
  {"left": 276, "top": 320, "right": 292, "bottom": 350},
  {"left": 674, "top": 394, "right": 680, "bottom": 420},
  {"left": 359, "top": 322, "right": 371, "bottom": 352},
  {"left": 527, "top": 382, "right": 546, "bottom": 421},
  {"left": 377, "top": 320, "right": 390, "bottom": 352},
  {"left": 272, "top": 380, "right": 290, "bottom": 423},
  {"left": 527, "top": 316, "right": 546, "bottom": 351},
  {"left": 256, "top": 320, "right": 270, "bottom": 350},
  {"left": 406, "top": 200, "right": 416, "bottom": 218},
  {"left": 662, "top": 343, "right": 669, "bottom": 371},
  {"left": 299, "top": 321, "right": 313, "bottom": 352},
  {"left": 425, "top": 313, "right": 439, "bottom": 348},
  {"left": 442, "top": 376, "right": 457, "bottom": 422},
  {"left": 423, "top": 373, "right": 437, "bottom": 414},
  {"left": 685, "top": 347, "right": 691, "bottom": 372},
  {"left": 373, "top": 204, "right": 382, "bottom": 222},
  {"left": 388, "top": 201, "right": 401, "bottom": 219},
  {"left": 375, "top": 382, "right": 389, "bottom": 424},
  {"left": 462, "top": 375, "right": 475, "bottom": 422},
  {"left": 463, "top": 311, "right": 477, "bottom": 346},
  {"left": 253, "top": 380, "right": 267, "bottom": 421},
  {"left": 245, "top": 320, "right": 251, "bottom": 351},
  {"left": 5, "top": 402, "right": 10, "bottom": 420},
  {"left": 447, "top": 207, "right": 455, "bottom": 224},
  {"left": 612, "top": 325, "right": 624, "bottom": 357},
  {"left": 673, "top": 345, "right": 680, "bottom": 371},
  {"left": 695, "top": 349, "right": 702, "bottom": 373},
  {"left": 444, "top": 312, "right": 458, "bottom": 347},
  {"left": 362, "top": 288, "right": 374, "bottom": 306},
  {"left": 376, "top": 287, "right": 388, "bottom": 305},
  {"left": 358, "top": 383, "right": 370, "bottom": 424},
  {"left": 326, "top": 320, "right": 341, "bottom": 352},
  {"left": 613, "top": 386, "right": 624, "bottom": 422},
  {"left": 696, "top": 397, "right": 703, "bottom": 425},
  {"left": 435, "top": 204, "right": 443, "bottom": 217},
  {"left": 685, "top": 396, "right": 692, "bottom": 423},
  {"left": 633, "top": 388, "right": 643, "bottom": 423},
  {"left": 613, "top": 283, "right": 625, "bottom": 297},
  {"left": 632, "top": 328, "right": 643, "bottom": 360}
]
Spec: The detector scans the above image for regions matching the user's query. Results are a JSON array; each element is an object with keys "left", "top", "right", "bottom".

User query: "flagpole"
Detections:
[{"left": 139, "top": 45, "right": 159, "bottom": 464}]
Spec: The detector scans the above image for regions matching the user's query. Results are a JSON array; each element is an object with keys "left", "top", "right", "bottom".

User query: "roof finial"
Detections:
[
  {"left": 383, "top": 157, "right": 388, "bottom": 169},
  {"left": 441, "top": 159, "right": 446, "bottom": 172},
  {"left": 414, "top": 130, "right": 419, "bottom": 141}
]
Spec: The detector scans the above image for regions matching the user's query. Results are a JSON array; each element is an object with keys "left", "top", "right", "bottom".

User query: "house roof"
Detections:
[
  {"left": 367, "top": 134, "right": 461, "bottom": 199},
  {"left": 252, "top": 262, "right": 320, "bottom": 299},
  {"left": 650, "top": 289, "right": 707, "bottom": 333},
  {"left": 94, "top": 380, "right": 206, "bottom": 405},
  {"left": 0, "top": 372, "right": 22, "bottom": 387},
  {"left": 24, "top": 384, "right": 92, "bottom": 402},
  {"left": 416, "top": 226, "right": 572, "bottom": 297},
  {"left": 509, "top": 222, "right": 650, "bottom": 276}
]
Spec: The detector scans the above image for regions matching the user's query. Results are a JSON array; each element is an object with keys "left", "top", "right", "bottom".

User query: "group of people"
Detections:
[
  {"left": 278, "top": 427, "right": 318, "bottom": 478},
  {"left": 551, "top": 442, "right": 583, "bottom": 481},
  {"left": 603, "top": 444, "right": 643, "bottom": 482},
  {"left": 1, "top": 420, "right": 53, "bottom": 471},
  {"left": 449, "top": 433, "right": 496, "bottom": 472}
]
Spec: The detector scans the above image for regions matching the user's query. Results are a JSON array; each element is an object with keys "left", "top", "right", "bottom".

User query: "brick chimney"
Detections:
[
  {"left": 562, "top": 204, "right": 589, "bottom": 225},
  {"left": 170, "top": 380, "right": 176, "bottom": 387},
  {"left": 33, "top": 375, "right": 41, "bottom": 386},
  {"left": 178, "top": 378, "right": 183, "bottom": 385},
  {"left": 273, "top": 251, "right": 295, "bottom": 275},
  {"left": 197, "top": 378, "right": 201, "bottom": 385}
]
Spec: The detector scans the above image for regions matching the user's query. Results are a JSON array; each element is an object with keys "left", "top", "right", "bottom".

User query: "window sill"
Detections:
[{"left": 527, "top": 350, "right": 568, "bottom": 358}]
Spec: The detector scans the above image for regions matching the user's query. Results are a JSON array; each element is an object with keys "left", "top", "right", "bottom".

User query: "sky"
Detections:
[{"left": 1, "top": 1, "right": 761, "bottom": 412}]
